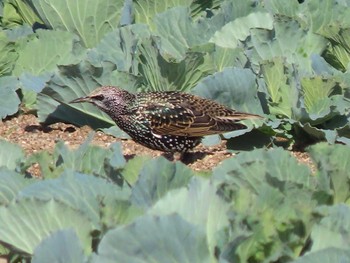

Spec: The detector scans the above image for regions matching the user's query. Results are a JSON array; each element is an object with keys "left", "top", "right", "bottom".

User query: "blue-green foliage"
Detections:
[
  {"left": 2, "top": 1, "right": 350, "bottom": 261},
  {"left": 1, "top": 0, "right": 350, "bottom": 145},
  {"left": 0, "top": 139, "right": 349, "bottom": 262}
]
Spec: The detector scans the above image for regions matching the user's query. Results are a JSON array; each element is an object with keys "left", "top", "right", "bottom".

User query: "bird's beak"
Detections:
[{"left": 69, "top": 96, "right": 91, "bottom": 104}]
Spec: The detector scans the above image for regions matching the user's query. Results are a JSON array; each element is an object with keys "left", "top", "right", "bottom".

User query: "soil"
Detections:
[{"left": 0, "top": 114, "right": 316, "bottom": 176}]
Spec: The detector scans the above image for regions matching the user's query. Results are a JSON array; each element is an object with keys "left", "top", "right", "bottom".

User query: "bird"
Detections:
[{"left": 70, "top": 86, "right": 262, "bottom": 153}]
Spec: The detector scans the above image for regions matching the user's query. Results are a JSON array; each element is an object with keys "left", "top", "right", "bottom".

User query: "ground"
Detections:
[{"left": 0, "top": 114, "right": 315, "bottom": 175}]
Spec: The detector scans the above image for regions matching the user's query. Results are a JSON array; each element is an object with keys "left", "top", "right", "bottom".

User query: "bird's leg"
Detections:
[
  {"left": 178, "top": 151, "right": 195, "bottom": 164},
  {"left": 161, "top": 151, "right": 189, "bottom": 163},
  {"left": 162, "top": 152, "right": 175, "bottom": 161}
]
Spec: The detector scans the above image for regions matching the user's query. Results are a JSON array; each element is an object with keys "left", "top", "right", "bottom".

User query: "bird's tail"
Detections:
[
  {"left": 214, "top": 112, "right": 262, "bottom": 132},
  {"left": 216, "top": 112, "right": 263, "bottom": 121}
]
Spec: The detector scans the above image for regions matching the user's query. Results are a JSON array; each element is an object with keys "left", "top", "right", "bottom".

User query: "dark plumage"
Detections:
[{"left": 70, "top": 86, "right": 261, "bottom": 152}]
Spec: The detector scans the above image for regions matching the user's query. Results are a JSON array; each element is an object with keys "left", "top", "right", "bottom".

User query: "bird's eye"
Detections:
[{"left": 92, "top": 94, "right": 104, "bottom": 101}]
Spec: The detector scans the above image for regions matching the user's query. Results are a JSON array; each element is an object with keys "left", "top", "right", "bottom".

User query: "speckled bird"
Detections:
[{"left": 70, "top": 86, "right": 261, "bottom": 152}]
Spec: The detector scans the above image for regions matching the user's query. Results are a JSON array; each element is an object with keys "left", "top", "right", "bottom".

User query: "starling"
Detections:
[{"left": 70, "top": 86, "right": 261, "bottom": 152}]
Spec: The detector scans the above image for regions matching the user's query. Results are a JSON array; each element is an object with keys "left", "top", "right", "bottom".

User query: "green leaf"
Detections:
[
  {"left": 260, "top": 58, "right": 300, "bottom": 119},
  {"left": 134, "top": 0, "right": 192, "bottom": 27},
  {"left": 219, "top": 0, "right": 263, "bottom": 21},
  {"left": 51, "top": 138, "right": 106, "bottom": 176},
  {"left": 0, "top": 198, "right": 95, "bottom": 254},
  {"left": 88, "top": 24, "right": 151, "bottom": 74},
  {"left": 153, "top": 7, "right": 221, "bottom": 61},
  {"left": 297, "top": 122, "right": 338, "bottom": 143},
  {"left": 0, "top": 31, "right": 18, "bottom": 75},
  {"left": 0, "top": 140, "right": 24, "bottom": 170},
  {"left": 139, "top": 38, "right": 215, "bottom": 91},
  {"left": 131, "top": 157, "right": 194, "bottom": 208},
  {"left": 0, "top": 169, "right": 32, "bottom": 205},
  {"left": 308, "top": 143, "right": 350, "bottom": 204},
  {"left": 19, "top": 172, "right": 130, "bottom": 225},
  {"left": 13, "top": 29, "right": 85, "bottom": 76},
  {"left": 211, "top": 46, "right": 247, "bottom": 72},
  {"left": 100, "top": 126, "right": 130, "bottom": 139},
  {"left": 32, "top": 229, "right": 86, "bottom": 263},
  {"left": 0, "top": 76, "right": 21, "bottom": 119},
  {"left": 100, "top": 200, "right": 143, "bottom": 231},
  {"left": 201, "top": 134, "right": 221, "bottom": 146},
  {"left": 264, "top": 0, "right": 302, "bottom": 18},
  {"left": 308, "top": 96, "right": 350, "bottom": 129},
  {"left": 327, "top": 40, "right": 350, "bottom": 71},
  {"left": 0, "top": 244, "right": 10, "bottom": 259},
  {"left": 311, "top": 54, "right": 338, "bottom": 75},
  {"left": 12, "top": 29, "right": 86, "bottom": 107},
  {"left": 2, "top": 1, "right": 25, "bottom": 28},
  {"left": 214, "top": 148, "right": 314, "bottom": 196},
  {"left": 21, "top": 89, "right": 38, "bottom": 110},
  {"left": 121, "top": 155, "right": 152, "bottom": 186},
  {"left": 210, "top": 12, "right": 273, "bottom": 49},
  {"left": 249, "top": 19, "right": 327, "bottom": 72},
  {"left": 37, "top": 61, "right": 138, "bottom": 127},
  {"left": 189, "top": 0, "right": 222, "bottom": 18},
  {"left": 6, "top": 0, "right": 43, "bottom": 26},
  {"left": 107, "top": 143, "right": 126, "bottom": 170},
  {"left": 5, "top": 24, "right": 33, "bottom": 41},
  {"left": 315, "top": 2, "right": 350, "bottom": 70},
  {"left": 193, "top": 67, "right": 263, "bottom": 114},
  {"left": 301, "top": 76, "right": 338, "bottom": 118},
  {"left": 214, "top": 148, "right": 317, "bottom": 262},
  {"left": 309, "top": 205, "right": 350, "bottom": 253},
  {"left": 292, "top": 248, "right": 350, "bottom": 263},
  {"left": 150, "top": 177, "right": 229, "bottom": 257},
  {"left": 307, "top": 0, "right": 350, "bottom": 35},
  {"left": 93, "top": 214, "right": 210, "bottom": 263},
  {"left": 26, "top": 0, "right": 123, "bottom": 47},
  {"left": 34, "top": 139, "right": 127, "bottom": 179}
]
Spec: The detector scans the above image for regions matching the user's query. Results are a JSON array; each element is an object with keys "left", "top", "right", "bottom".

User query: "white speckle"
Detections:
[{"left": 151, "top": 131, "right": 162, "bottom": 138}]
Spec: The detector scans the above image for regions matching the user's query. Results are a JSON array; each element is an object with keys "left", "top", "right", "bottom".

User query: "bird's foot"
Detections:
[{"left": 161, "top": 151, "right": 209, "bottom": 164}]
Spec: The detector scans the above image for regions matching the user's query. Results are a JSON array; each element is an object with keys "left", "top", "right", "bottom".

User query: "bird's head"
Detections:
[{"left": 70, "top": 86, "right": 135, "bottom": 115}]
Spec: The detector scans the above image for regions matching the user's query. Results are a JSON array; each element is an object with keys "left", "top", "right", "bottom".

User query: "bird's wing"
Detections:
[
  {"left": 139, "top": 101, "right": 201, "bottom": 136},
  {"left": 137, "top": 92, "right": 261, "bottom": 137},
  {"left": 140, "top": 101, "right": 245, "bottom": 137}
]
